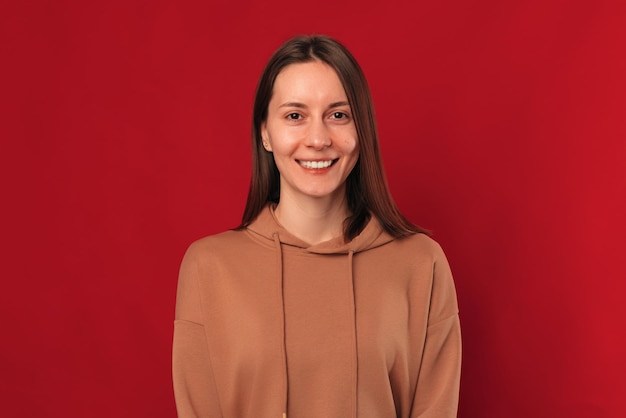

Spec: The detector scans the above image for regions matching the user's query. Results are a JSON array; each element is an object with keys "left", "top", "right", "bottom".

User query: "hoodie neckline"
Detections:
[{"left": 246, "top": 204, "right": 395, "bottom": 255}]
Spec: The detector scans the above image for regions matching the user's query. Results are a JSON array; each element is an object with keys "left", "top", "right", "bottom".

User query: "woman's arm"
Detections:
[
  {"left": 172, "top": 245, "right": 223, "bottom": 417},
  {"left": 411, "top": 245, "right": 462, "bottom": 417}
]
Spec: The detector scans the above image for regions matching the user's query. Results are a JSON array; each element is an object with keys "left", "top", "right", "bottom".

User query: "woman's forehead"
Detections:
[{"left": 271, "top": 61, "right": 347, "bottom": 105}]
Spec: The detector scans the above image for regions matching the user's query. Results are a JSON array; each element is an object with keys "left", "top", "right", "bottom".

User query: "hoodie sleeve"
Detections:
[
  {"left": 410, "top": 243, "right": 462, "bottom": 418},
  {"left": 172, "top": 244, "right": 223, "bottom": 417}
]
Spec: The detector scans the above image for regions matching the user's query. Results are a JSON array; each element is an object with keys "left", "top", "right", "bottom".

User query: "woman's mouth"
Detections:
[{"left": 297, "top": 159, "right": 337, "bottom": 169}]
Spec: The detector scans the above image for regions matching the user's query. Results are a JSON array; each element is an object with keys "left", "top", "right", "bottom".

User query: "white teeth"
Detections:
[{"left": 299, "top": 160, "right": 333, "bottom": 169}]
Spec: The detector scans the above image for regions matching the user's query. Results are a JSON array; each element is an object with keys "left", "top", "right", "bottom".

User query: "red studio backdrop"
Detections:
[{"left": 1, "top": 1, "right": 625, "bottom": 417}]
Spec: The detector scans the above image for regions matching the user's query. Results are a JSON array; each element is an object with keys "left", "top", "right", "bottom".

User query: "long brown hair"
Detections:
[{"left": 237, "top": 35, "right": 425, "bottom": 240}]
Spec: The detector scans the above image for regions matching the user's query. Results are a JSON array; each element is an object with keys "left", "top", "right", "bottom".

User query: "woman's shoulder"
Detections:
[
  {"left": 182, "top": 229, "right": 249, "bottom": 261},
  {"left": 393, "top": 232, "right": 448, "bottom": 261}
]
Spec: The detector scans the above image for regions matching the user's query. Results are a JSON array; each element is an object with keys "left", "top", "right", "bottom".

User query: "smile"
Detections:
[{"left": 298, "top": 159, "right": 336, "bottom": 169}]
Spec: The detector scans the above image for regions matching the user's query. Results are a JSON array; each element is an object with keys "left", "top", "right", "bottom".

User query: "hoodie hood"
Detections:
[{"left": 246, "top": 204, "right": 395, "bottom": 255}]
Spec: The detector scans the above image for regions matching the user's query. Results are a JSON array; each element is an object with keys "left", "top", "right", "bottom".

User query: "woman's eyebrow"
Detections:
[
  {"left": 328, "top": 101, "right": 350, "bottom": 108},
  {"left": 278, "top": 101, "right": 350, "bottom": 109},
  {"left": 278, "top": 102, "right": 307, "bottom": 109}
]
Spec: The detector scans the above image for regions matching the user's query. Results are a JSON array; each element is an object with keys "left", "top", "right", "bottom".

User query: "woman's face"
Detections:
[{"left": 262, "top": 61, "right": 359, "bottom": 204}]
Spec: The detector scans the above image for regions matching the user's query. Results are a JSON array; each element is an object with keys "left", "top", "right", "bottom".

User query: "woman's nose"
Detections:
[{"left": 305, "top": 119, "right": 331, "bottom": 150}]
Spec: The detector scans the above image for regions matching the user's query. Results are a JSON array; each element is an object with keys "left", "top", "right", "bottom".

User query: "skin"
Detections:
[{"left": 261, "top": 61, "right": 359, "bottom": 245}]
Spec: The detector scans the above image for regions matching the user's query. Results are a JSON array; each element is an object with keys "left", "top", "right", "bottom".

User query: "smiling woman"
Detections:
[{"left": 172, "top": 35, "right": 461, "bottom": 418}]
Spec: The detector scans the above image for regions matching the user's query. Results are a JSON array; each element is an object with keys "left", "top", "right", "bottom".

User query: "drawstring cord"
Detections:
[
  {"left": 273, "top": 233, "right": 357, "bottom": 418},
  {"left": 347, "top": 249, "right": 358, "bottom": 418},
  {"left": 273, "top": 233, "right": 288, "bottom": 418}
]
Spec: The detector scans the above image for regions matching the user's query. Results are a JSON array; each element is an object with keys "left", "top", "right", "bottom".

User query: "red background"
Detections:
[{"left": 2, "top": 1, "right": 625, "bottom": 417}]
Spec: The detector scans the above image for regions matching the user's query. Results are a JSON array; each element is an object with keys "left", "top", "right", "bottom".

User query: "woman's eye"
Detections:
[
  {"left": 332, "top": 112, "right": 348, "bottom": 119},
  {"left": 287, "top": 113, "right": 301, "bottom": 120}
]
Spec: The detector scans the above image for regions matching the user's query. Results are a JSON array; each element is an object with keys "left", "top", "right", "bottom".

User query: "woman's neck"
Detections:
[{"left": 274, "top": 192, "right": 350, "bottom": 246}]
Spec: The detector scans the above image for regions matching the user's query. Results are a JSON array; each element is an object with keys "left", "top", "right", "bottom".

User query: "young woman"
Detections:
[{"left": 173, "top": 35, "right": 461, "bottom": 418}]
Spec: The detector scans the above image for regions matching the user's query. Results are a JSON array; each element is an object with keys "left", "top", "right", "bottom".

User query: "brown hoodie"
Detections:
[{"left": 173, "top": 205, "right": 461, "bottom": 418}]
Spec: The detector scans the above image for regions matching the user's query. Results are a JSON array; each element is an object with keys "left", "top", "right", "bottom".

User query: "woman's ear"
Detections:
[{"left": 261, "top": 123, "right": 272, "bottom": 152}]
